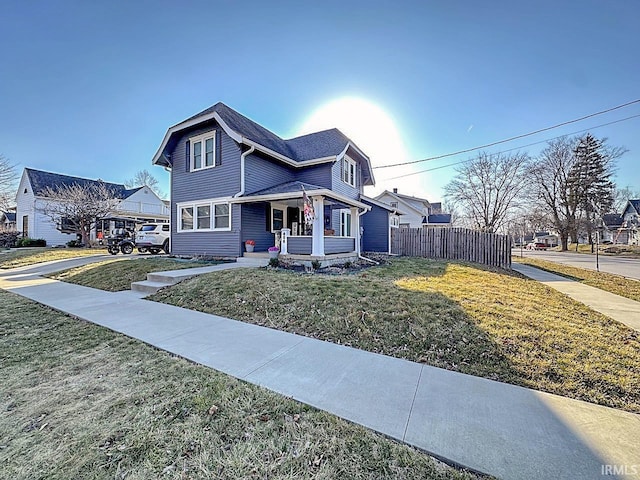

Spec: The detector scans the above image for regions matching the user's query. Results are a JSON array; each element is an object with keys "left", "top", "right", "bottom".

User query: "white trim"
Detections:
[
  {"left": 189, "top": 130, "right": 217, "bottom": 171},
  {"left": 176, "top": 198, "right": 231, "bottom": 232},
  {"left": 270, "top": 202, "right": 287, "bottom": 233},
  {"left": 231, "top": 189, "right": 371, "bottom": 211},
  {"left": 152, "top": 111, "right": 339, "bottom": 168},
  {"left": 336, "top": 142, "right": 376, "bottom": 186},
  {"left": 339, "top": 209, "right": 352, "bottom": 237},
  {"left": 342, "top": 155, "right": 357, "bottom": 188},
  {"left": 360, "top": 195, "right": 406, "bottom": 215}
]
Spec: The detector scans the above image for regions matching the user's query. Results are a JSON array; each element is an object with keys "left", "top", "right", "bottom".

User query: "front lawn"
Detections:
[
  {"left": 151, "top": 258, "right": 640, "bottom": 413},
  {"left": 0, "top": 290, "right": 479, "bottom": 479},
  {"left": 0, "top": 247, "right": 107, "bottom": 269},
  {"left": 48, "top": 258, "right": 219, "bottom": 291},
  {"left": 513, "top": 256, "right": 640, "bottom": 302}
]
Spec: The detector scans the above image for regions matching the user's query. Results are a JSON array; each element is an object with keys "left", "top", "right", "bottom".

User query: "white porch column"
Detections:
[
  {"left": 280, "top": 228, "right": 290, "bottom": 254},
  {"left": 311, "top": 196, "right": 325, "bottom": 256},
  {"left": 350, "top": 207, "right": 360, "bottom": 254}
]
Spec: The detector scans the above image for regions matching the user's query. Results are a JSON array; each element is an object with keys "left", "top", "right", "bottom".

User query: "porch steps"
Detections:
[{"left": 131, "top": 258, "right": 270, "bottom": 295}]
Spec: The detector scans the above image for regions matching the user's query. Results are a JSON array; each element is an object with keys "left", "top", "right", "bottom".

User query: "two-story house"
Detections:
[
  {"left": 151, "top": 102, "right": 397, "bottom": 263},
  {"left": 16, "top": 168, "right": 169, "bottom": 246},
  {"left": 621, "top": 199, "right": 640, "bottom": 245},
  {"left": 375, "top": 189, "right": 451, "bottom": 229}
]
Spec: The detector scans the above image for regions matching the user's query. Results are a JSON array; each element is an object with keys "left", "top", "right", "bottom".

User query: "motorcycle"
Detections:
[{"left": 106, "top": 228, "right": 136, "bottom": 255}]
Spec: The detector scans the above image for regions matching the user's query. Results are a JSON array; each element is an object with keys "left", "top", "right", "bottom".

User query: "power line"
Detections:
[
  {"left": 385, "top": 113, "right": 640, "bottom": 181},
  {"left": 374, "top": 98, "right": 640, "bottom": 169}
]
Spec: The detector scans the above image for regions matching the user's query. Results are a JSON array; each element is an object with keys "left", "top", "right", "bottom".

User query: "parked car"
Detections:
[
  {"left": 136, "top": 223, "right": 170, "bottom": 254},
  {"left": 526, "top": 242, "right": 549, "bottom": 250}
]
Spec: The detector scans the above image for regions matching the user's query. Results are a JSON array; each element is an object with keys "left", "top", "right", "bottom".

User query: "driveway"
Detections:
[{"left": 513, "top": 249, "right": 640, "bottom": 280}]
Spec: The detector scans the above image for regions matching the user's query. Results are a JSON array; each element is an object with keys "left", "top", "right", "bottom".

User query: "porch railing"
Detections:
[{"left": 287, "top": 235, "right": 355, "bottom": 255}]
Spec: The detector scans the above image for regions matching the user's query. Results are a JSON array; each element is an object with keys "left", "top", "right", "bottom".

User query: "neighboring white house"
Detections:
[
  {"left": 15, "top": 168, "right": 169, "bottom": 246},
  {"left": 0, "top": 210, "right": 16, "bottom": 231},
  {"left": 621, "top": 199, "right": 640, "bottom": 245},
  {"left": 374, "top": 188, "right": 451, "bottom": 228}
]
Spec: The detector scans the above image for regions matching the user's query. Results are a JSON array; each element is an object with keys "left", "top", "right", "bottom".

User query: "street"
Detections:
[{"left": 514, "top": 249, "right": 640, "bottom": 280}]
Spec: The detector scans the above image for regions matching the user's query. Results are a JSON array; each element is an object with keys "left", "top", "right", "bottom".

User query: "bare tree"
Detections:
[
  {"left": 0, "top": 155, "right": 19, "bottom": 211},
  {"left": 125, "top": 169, "right": 165, "bottom": 198},
  {"left": 530, "top": 137, "right": 579, "bottom": 251},
  {"left": 613, "top": 185, "right": 640, "bottom": 213},
  {"left": 444, "top": 151, "right": 531, "bottom": 233},
  {"left": 38, "top": 182, "right": 121, "bottom": 246}
]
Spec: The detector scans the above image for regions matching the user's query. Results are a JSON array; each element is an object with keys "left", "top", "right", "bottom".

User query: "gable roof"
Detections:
[
  {"left": 602, "top": 213, "right": 624, "bottom": 228},
  {"left": 24, "top": 168, "right": 140, "bottom": 199},
  {"left": 423, "top": 214, "right": 452, "bottom": 225},
  {"left": 375, "top": 190, "right": 429, "bottom": 217},
  {"left": 152, "top": 102, "right": 375, "bottom": 185},
  {"left": 626, "top": 199, "right": 640, "bottom": 215},
  {"left": 2, "top": 212, "right": 16, "bottom": 222}
]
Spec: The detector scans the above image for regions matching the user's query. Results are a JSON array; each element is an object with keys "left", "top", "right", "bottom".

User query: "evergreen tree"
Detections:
[{"left": 567, "top": 134, "right": 617, "bottom": 248}]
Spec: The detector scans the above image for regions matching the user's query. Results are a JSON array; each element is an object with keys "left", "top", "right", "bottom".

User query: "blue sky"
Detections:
[{"left": 1, "top": 0, "right": 638, "bottom": 203}]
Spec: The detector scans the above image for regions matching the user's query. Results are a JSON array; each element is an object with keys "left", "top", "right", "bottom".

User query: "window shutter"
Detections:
[
  {"left": 265, "top": 203, "right": 271, "bottom": 231},
  {"left": 185, "top": 140, "right": 190, "bottom": 172},
  {"left": 215, "top": 130, "right": 222, "bottom": 166},
  {"left": 340, "top": 158, "right": 344, "bottom": 182}
]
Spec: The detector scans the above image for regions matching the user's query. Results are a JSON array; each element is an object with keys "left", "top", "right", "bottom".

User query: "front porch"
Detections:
[
  {"left": 233, "top": 181, "right": 370, "bottom": 267},
  {"left": 243, "top": 250, "right": 358, "bottom": 267}
]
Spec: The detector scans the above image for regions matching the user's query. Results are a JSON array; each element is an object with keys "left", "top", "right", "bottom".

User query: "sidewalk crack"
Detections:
[{"left": 403, "top": 365, "right": 424, "bottom": 442}]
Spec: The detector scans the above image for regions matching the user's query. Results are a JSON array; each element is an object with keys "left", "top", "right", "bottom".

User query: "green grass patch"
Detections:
[
  {"left": 0, "top": 290, "right": 479, "bottom": 479},
  {"left": 47, "top": 258, "right": 218, "bottom": 291},
  {"left": 151, "top": 257, "right": 640, "bottom": 413},
  {"left": 0, "top": 247, "right": 107, "bottom": 269},
  {"left": 513, "top": 256, "right": 640, "bottom": 302}
]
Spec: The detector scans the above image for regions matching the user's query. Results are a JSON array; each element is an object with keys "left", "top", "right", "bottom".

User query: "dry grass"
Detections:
[
  {"left": 513, "top": 256, "right": 640, "bottom": 302},
  {"left": 0, "top": 290, "right": 480, "bottom": 480},
  {"left": 48, "top": 258, "right": 218, "bottom": 291},
  {"left": 151, "top": 258, "right": 640, "bottom": 413},
  {"left": 0, "top": 247, "right": 107, "bottom": 269}
]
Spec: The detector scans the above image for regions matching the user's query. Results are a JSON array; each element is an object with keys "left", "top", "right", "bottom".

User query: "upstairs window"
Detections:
[
  {"left": 190, "top": 131, "right": 216, "bottom": 171},
  {"left": 342, "top": 156, "right": 356, "bottom": 188}
]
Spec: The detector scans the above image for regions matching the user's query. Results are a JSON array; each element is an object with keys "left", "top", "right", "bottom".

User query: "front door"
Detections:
[{"left": 287, "top": 207, "right": 300, "bottom": 235}]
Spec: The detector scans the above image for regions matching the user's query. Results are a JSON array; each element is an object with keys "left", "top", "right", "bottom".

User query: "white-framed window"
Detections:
[
  {"left": 390, "top": 202, "right": 398, "bottom": 209},
  {"left": 340, "top": 210, "right": 352, "bottom": 237},
  {"left": 390, "top": 215, "right": 400, "bottom": 228},
  {"left": 342, "top": 156, "right": 356, "bottom": 188},
  {"left": 271, "top": 203, "right": 286, "bottom": 232},
  {"left": 178, "top": 199, "right": 231, "bottom": 232},
  {"left": 190, "top": 131, "right": 216, "bottom": 171}
]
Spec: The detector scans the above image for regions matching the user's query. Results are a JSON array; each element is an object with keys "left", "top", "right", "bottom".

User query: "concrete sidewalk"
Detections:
[
  {"left": 1, "top": 262, "right": 639, "bottom": 480},
  {"left": 513, "top": 263, "right": 640, "bottom": 332}
]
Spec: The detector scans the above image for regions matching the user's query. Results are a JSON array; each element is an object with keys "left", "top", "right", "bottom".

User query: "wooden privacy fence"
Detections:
[{"left": 391, "top": 227, "right": 512, "bottom": 269}]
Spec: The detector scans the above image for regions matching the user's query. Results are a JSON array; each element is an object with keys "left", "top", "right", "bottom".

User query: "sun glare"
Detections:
[{"left": 296, "top": 97, "right": 425, "bottom": 196}]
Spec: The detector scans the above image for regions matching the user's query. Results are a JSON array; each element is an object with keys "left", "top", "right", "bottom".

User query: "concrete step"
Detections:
[
  {"left": 131, "top": 280, "right": 170, "bottom": 294},
  {"left": 237, "top": 256, "right": 270, "bottom": 267}
]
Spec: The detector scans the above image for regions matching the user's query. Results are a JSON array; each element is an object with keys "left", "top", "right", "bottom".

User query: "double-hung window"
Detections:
[
  {"left": 340, "top": 210, "right": 352, "bottom": 237},
  {"left": 190, "top": 131, "right": 216, "bottom": 171},
  {"left": 178, "top": 199, "right": 230, "bottom": 232},
  {"left": 342, "top": 156, "right": 356, "bottom": 187}
]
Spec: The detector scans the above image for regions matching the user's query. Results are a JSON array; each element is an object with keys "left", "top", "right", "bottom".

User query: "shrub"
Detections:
[
  {"left": 311, "top": 259, "right": 321, "bottom": 270},
  {"left": 268, "top": 258, "right": 280, "bottom": 268},
  {"left": 16, "top": 237, "right": 47, "bottom": 247},
  {"left": 0, "top": 231, "right": 19, "bottom": 248},
  {"left": 66, "top": 240, "right": 84, "bottom": 248}
]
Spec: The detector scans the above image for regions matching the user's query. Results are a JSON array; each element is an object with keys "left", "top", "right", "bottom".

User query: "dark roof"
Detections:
[
  {"left": 246, "top": 181, "right": 326, "bottom": 197},
  {"left": 602, "top": 214, "right": 624, "bottom": 228},
  {"left": 176, "top": 103, "right": 368, "bottom": 164},
  {"left": 25, "top": 168, "right": 139, "bottom": 198},
  {"left": 3, "top": 212, "right": 16, "bottom": 222},
  {"left": 423, "top": 214, "right": 452, "bottom": 224},
  {"left": 629, "top": 199, "right": 640, "bottom": 214}
]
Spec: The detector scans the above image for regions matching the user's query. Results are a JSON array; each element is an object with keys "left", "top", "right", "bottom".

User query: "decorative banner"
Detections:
[{"left": 302, "top": 190, "right": 315, "bottom": 226}]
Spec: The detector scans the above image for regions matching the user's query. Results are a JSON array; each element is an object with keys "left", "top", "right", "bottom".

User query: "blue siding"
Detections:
[
  {"left": 245, "top": 153, "right": 295, "bottom": 194},
  {"left": 171, "top": 125, "right": 242, "bottom": 203},
  {"left": 325, "top": 237, "right": 355, "bottom": 254},
  {"left": 330, "top": 160, "right": 360, "bottom": 200},
  {"left": 288, "top": 236, "right": 312, "bottom": 254},
  {"left": 361, "top": 201, "right": 390, "bottom": 252},
  {"left": 171, "top": 203, "right": 242, "bottom": 257},
  {"left": 240, "top": 202, "right": 275, "bottom": 252},
  {"left": 294, "top": 164, "right": 332, "bottom": 189}
]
